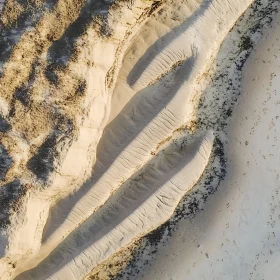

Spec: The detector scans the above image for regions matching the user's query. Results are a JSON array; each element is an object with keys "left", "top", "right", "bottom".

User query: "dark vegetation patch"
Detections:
[
  {"left": 0, "top": 144, "right": 13, "bottom": 180},
  {"left": 239, "top": 35, "right": 253, "bottom": 51},
  {"left": 14, "top": 60, "right": 38, "bottom": 107},
  {"left": 147, "top": 1, "right": 162, "bottom": 17},
  {"left": 8, "top": 60, "right": 38, "bottom": 119},
  {"left": 0, "top": 116, "right": 11, "bottom": 132},
  {"left": 0, "top": 179, "right": 25, "bottom": 228},
  {"left": 45, "top": 0, "right": 115, "bottom": 85},
  {"left": 14, "top": 86, "right": 30, "bottom": 106},
  {"left": 0, "top": 0, "right": 56, "bottom": 76},
  {"left": 44, "top": 63, "right": 59, "bottom": 86},
  {"left": 27, "top": 115, "right": 74, "bottom": 182},
  {"left": 75, "top": 79, "right": 87, "bottom": 96},
  {"left": 27, "top": 132, "right": 58, "bottom": 182}
]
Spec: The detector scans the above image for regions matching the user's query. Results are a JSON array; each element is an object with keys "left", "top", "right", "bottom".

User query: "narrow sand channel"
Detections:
[{"left": 135, "top": 10, "right": 280, "bottom": 280}]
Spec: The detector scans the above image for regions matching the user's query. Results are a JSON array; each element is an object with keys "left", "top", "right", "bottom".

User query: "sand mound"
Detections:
[{"left": 0, "top": 0, "right": 278, "bottom": 279}]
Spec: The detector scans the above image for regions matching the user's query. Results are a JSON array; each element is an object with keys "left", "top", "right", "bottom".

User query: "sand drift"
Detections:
[{"left": 0, "top": 0, "right": 279, "bottom": 279}]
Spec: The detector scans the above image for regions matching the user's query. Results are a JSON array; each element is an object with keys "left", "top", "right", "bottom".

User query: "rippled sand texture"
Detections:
[
  {"left": 0, "top": 0, "right": 278, "bottom": 279},
  {"left": 131, "top": 6, "right": 280, "bottom": 280},
  {"left": 114, "top": 2, "right": 280, "bottom": 280}
]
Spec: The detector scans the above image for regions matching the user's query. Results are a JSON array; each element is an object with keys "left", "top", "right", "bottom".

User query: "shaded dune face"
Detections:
[
  {"left": 0, "top": 0, "right": 273, "bottom": 279},
  {"left": 17, "top": 133, "right": 214, "bottom": 280},
  {"left": 126, "top": 3, "right": 280, "bottom": 280}
]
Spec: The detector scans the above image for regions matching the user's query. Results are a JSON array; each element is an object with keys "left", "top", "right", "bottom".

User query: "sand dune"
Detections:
[
  {"left": 132, "top": 6, "right": 280, "bottom": 280},
  {"left": 16, "top": 132, "right": 214, "bottom": 279},
  {"left": 0, "top": 0, "right": 279, "bottom": 279}
]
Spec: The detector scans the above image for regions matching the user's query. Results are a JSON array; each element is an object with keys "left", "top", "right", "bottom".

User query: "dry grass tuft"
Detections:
[
  {"left": 85, "top": 242, "right": 140, "bottom": 280},
  {"left": 1, "top": 0, "right": 24, "bottom": 27}
]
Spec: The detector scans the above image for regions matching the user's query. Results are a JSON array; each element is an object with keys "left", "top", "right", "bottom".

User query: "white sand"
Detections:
[
  {"left": 1, "top": 0, "right": 279, "bottom": 279},
  {"left": 133, "top": 7, "right": 280, "bottom": 280},
  {"left": 0, "top": 1, "right": 164, "bottom": 278},
  {"left": 17, "top": 132, "right": 214, "bottom": 280},
  {"left": 13, "top": 1, "right": 253, "bottom": 278}
]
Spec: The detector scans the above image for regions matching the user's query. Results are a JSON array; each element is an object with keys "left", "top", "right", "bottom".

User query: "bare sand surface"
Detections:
[
  {"left": 0, "top": 0, "right": 280, "bottom": 279},
  {"left": 131, "top": 8, "right": 280, "bottom": 280}
]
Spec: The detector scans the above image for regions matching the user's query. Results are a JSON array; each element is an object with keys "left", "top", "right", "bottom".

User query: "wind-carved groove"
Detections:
[
  {"left": 32, "top": 0, "right": 251, "bottom": 274},
  {"left": 131, "top": 48, "right": 190, "bottom": 90},
  {"left": 0, "top": 1, "right": 169, "bottom": 278},
  {"left": 41, "top": 56, "right": 196, "bottom": 251},
  {"left": 0, "top": 0, "right": 262, "bottom": 279},
  {"left": 16, "top": 132, "right": 214, "bottom": 280},
  {"left": 127, "top": 0, "right": 212, "bottom": 90}
]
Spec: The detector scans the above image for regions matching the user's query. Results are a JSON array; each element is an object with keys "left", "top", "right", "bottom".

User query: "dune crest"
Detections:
[{"left": 0, "top": 0, "right": 276, "bottom": 279}]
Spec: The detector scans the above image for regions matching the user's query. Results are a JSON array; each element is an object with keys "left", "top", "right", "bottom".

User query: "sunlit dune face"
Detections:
[{"left": 0, "top": 1, "right": 279, "bottom": 279}]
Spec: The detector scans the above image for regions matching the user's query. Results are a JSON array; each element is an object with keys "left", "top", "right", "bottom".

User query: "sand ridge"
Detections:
[{"left": 1, "top": 0, "right": 278, "bottom": 279}]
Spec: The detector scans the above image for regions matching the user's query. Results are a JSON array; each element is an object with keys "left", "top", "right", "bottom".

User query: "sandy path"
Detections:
[{"left": 134, "top": 8, "right": 280, "bottom": 280}]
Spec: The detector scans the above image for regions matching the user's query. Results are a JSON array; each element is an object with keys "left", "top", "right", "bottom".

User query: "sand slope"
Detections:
[
  {"left": 1, "top": 0, "right": 278, "bottom": 279},
  {"left": 125, "top": 3, "right": 280, "bottom": 280}
]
